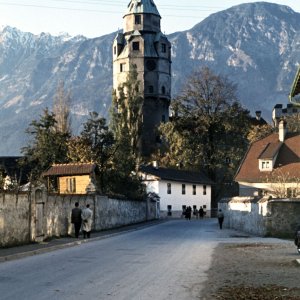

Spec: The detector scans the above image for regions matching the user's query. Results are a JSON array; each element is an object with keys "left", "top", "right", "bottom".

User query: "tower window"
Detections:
[
  {"left": 162, "top": 115, "right": 166, "bottom": 123},
  {"left": 161, "top": 86, "right": 166, "bottom": 94},
  {"left": 114, "top": 46, "right": 117, "bottom": 55},
  {"left": 149, "top": 85, "right": 154, "bottom": 93},
  {"left": 135, "top": 15, "right": 141, "bottom": 24},
  {"left": 133, "top": 42, "right": 140, "bottom": 51},
  {"left": 161, "top": 43, "right": 166, "bottom": 53},
  {"left": 120, "top": 63, "right": 126, "bottom": 72}
]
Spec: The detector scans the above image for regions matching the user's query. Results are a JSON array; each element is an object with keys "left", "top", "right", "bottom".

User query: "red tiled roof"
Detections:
[
  {"left": 42, "top": 163, "right": 96, "bottom": 176},
  {"left": 235, "top": 132, "right": 300, "bottom": 183},
  {"left": 258, "top": 142, "right": 282, "bottom": 159}
]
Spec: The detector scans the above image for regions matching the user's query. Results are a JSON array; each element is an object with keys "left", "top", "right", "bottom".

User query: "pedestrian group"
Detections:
[{"left": 71, "top": 202, "right": 93, "bottom": 239}]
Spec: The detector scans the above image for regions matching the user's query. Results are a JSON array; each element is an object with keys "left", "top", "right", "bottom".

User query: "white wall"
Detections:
[{"left": 144, "top": 179, "right": 211, "bottom": 215}]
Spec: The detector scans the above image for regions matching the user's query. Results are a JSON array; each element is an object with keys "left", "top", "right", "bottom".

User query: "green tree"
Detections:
[
  {"left": 158, "top": 67, "right": 251, "bottom": 203},
  {"left": 111, "top": 64, "right": 143, "bottom": 163},
  {"left": 109, "top": 65, "right": 146, "bottom": 199},
  {"left": 21, "top": 108, "right": 69, "bottom": 181},
  {"left": 67, "top": 112, "right": 115, "bottom": 193}
]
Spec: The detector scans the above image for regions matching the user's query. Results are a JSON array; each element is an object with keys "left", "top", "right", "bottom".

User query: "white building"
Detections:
[{"left": 140, "top": 165, "right": 214, "bottom": 217}]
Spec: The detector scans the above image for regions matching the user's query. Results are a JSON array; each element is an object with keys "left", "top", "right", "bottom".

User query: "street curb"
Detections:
[{"left": 0, "top": 220, "right": 165, "bottom": 263}]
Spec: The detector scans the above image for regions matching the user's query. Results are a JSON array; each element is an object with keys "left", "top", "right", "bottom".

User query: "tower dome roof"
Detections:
[{"left": 125, "top": 0, "right": 161, "bottom": 17}]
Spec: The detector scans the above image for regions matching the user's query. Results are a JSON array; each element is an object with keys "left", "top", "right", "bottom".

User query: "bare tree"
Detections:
[{"left": 53, "top": 81, "right": 72, "bottom": 135}]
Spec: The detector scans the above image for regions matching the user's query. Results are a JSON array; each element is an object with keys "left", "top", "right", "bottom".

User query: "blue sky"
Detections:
[{"left": 0, "top": 0, "right": 300, "bottom": 38}]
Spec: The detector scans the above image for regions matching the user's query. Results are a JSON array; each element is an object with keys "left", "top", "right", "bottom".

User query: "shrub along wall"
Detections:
[
  {"left": 219, "top": 197, "right": 300, "bottom": 238},
  {"left": 0, "top": 188, "right": 158, "bottom": 247}
]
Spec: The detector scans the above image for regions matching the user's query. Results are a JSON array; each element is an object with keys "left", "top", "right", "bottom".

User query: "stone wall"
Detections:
[
  {"left": 94, "top": 196, "right": 154, "bottom": 230},
  {"left": 219, "top": 197, "right": 300, "bottom": 238},
  {"left": 0, "top": 190, "right": 158, "bottom": 247},
  {"left": 0, "top": 193, "right": 31, "bottom": 247}
]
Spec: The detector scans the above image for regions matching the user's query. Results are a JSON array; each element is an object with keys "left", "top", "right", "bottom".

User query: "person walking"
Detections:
[
  {"left": 199, "top": 206, "right": 204, "bottom": 218},
  {"left": 217, "top": 209, "right": 224, "bottom": 229},
  {"left": 71, "top": 202, "right": 82, "bottom": 238},
  {"left": 81, "top": 204, "right": 93, "bottom": 239}
]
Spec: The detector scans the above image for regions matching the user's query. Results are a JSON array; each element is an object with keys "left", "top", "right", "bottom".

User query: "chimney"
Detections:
[
  {"left": 278, "top": 120, "right": 287, "bottom": 142},
  {"left": 255, "top": 111, "right": 261, "bottom": 120}
]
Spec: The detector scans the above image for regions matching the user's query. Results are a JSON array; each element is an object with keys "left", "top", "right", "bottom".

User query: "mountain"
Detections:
[
  {"left": 1, "top": 2, "right": 300, "bottom": 155},
  {"left": 169, "top": 2, "right": 300, "bottom": 112}
]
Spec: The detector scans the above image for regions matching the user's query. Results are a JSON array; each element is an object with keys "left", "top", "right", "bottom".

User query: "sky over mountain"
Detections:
[
  {"left": 0, "top": 1, "right": 300, "bottom": 37},
  {"left": 0, "top": 2, "right": 299, "bottom": 155}
]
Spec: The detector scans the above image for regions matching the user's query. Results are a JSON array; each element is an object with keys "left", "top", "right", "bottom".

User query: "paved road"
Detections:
[{"left": 0, "top": 219, "right": 284, "bottom": 300}]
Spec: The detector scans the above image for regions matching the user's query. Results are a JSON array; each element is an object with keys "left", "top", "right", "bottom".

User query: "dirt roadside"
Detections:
[{"left": 200, "top": 240, "right": 300, "bottom": 299}]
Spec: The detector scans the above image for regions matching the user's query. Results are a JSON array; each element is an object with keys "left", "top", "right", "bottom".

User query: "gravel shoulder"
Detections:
[{"left": 200, "top": 240, "right": 300, "bottom": 299}]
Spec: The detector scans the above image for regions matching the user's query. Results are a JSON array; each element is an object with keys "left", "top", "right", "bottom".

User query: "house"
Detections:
[
  {"left": 235, "top": 120, "right": 300, "bottom": 198},
  {"left": 42, "top": 163, "right": 98, "bottom": 194},
  {"left": 272, "top": 104, "right": 300, "bottom": 127},
  {"left": 139, "top": 164, "right": 214, "bottom": 217}
]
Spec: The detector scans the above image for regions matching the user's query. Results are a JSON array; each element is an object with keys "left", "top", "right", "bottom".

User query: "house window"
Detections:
[
  {"left": 203, "top": 185, "right": 207, "bottom": 195},
  {"left": 161, "top": 43, "right": 166, "bottom": 53},
  {"left": 162, "top": 114, "right": 166, "bottom": 123},
  {"left": 149, "top": 85, "right": 154, "bottom": 93},
  {"left": 167, "top": 183, "right": 171, "bottom": 194},
  {"left": 66, "top": 178, "right": 76, "bottom": 193},
  {"left": 193, "top": 185, "right": 196, "bottom": 195},
  {"left": 135, "top": 15, "right": 141, "bottom": 24},
  {"left": 120, "top": 63, "right": 126, "bottom": 72},
  {"left": 161, "top": 86, "right": 166, "bottom": 94},
  {"left": 287, "top": 188, "right": 297, "bottom": 198},
  {"left": 261, "top": 160, "right": 271, "bottom": 170},
  {"left": 182, "top": 184, "right": 186, "bottom": 195},
  {"left": 132, "top": 41, "right": 140, "bottom": 51}
]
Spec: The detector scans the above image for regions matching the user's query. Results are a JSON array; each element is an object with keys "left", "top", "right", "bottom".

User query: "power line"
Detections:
[{"left": 0, "top": 0, "right": 225, "bottom": 14}]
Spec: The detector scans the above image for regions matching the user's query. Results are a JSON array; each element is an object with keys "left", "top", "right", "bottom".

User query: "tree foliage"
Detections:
[
  {"left": 67, "top": 112, "right": 115, "bottom": 193},
  {"left": 111, "top": 64, "right": 143, "bottom": 162},
  {"left": 158, "top": 67, "right": 251, "bottom": 202},
  {"left": 160, "top": 67, "right": 250, "bottom": 178},
  {"left": 21, "top": 108, "right": 69, "bottom": 181},
  {"left": 285, "top": 112, "right": 300, "bottom": 132},
  {"left": 109, "top": 64, "right": 146, "bottom": 199},
  {"left": 247, "top": 124, "right": 274, "bottom": 143}
]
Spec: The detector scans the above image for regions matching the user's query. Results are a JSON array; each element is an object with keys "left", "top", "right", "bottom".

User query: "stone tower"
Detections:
[{"left": 113, "top": 0, "right": 171, "bottom": 156}]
